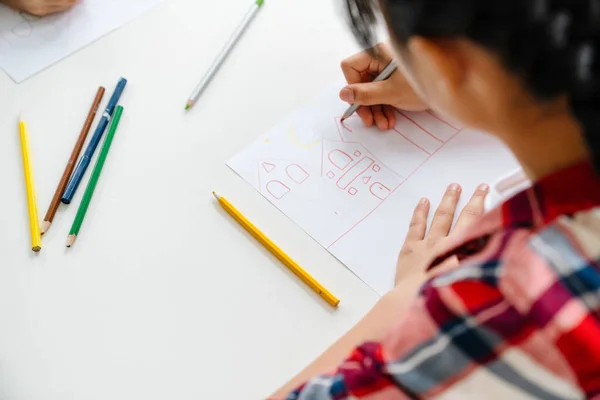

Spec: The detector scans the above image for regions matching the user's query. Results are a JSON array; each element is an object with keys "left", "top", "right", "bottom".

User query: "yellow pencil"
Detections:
[
  {"left": 19, "top": 113, "right": 41, "bottom": 253},
  {"left": 213, "top": 192, "right": 340, "bottom": 307}
]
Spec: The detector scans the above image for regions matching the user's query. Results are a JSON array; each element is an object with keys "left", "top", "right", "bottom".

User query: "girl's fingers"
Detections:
[
  {"left": 341, "top": 50, "right": 391, "bottom": 85},
  {"left": 405, "top": 198, "right": 430, "bottom": 242},
  {"left": 383, "top": 105, "right": 396, "bottom": 127},
  {"left": 372, "top": 105, "right": 388, "bottom": 130},
  {"left": 356, "top": 106, "right": 374, "bottom": 127},
  {"left": 19, "top": 0, "right": 78, "bottom": 16},
  {"left": 453, "top": 184, "right": 489, "bottom": 234},
  {"left": 427, "top": 183, "right": 462, "bottom": 239}
]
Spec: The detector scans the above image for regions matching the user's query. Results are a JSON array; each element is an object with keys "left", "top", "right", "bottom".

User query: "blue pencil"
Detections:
[{"left": 61, "top": 77, "right": 128, "bottom": 204}]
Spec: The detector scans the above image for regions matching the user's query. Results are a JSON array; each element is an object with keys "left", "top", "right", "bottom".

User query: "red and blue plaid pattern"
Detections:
[{"left": 280, "top": 161, "right": 600, "bottom": 400}]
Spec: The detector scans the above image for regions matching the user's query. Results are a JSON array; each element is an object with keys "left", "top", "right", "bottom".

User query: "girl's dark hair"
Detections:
[{"left": 345, "top": 0, "right": 600, "bottom": 171}]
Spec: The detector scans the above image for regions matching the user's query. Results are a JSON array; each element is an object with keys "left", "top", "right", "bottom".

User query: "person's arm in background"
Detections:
[
  {"left": 271, "top": 183, "right": 490, "bottom": 398},
  {"left": 1, "top": 0, "right": 77, "bottom": 16},
  {"left": 270, "top": 48, "right": 485, "bottom": 397}
]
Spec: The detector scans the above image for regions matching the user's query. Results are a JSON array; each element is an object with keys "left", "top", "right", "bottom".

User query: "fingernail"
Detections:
[
  {"left": 419, "top": 197, "right": 429, "bottom": 205},
  {"left": 448, "top": 183, "right": 460, "bottom": 192},
  {"left": 478, "top": 183, "right": 490, "bottom": 192},
  {"left": 340, "top": 87, "right": 355, "bottom": 103}
]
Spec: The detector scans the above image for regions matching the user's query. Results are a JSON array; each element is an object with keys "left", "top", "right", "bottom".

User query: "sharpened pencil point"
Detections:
[
  {"left": 212, "top": 191, "right": 221, "bottom": 201},
  {"left": 66, "top": 235, "right": 77, "bottom": 248},
  {"left": 41, "top": 221, "right": 51, "bottom": 235},
  {"left": 185, "top": 104, "right": 190, "bottom": 111}
]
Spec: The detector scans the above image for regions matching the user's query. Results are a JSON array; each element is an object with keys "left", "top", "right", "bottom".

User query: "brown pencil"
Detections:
[{"left": 41, "top": 87, "right": 105, "bottom": 235}]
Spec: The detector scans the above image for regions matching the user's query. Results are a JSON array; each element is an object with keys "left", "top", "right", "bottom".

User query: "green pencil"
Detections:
[{"left": 66, "top": 106, "right": 124, "bottom": 248}]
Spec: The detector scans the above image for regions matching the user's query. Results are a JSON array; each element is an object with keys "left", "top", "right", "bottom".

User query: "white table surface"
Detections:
[{"left": 0, "top": 1, "right": 381, "bottom": 399}]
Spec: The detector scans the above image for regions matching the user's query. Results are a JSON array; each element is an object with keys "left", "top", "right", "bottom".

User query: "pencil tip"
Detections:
[
  {"left": 66, "top": 235, "right": 76, "bottom": 248},
  {"left": 185, "top": 104, "right": 190, "bottom": 111},
  {"left": 212, "top": 191, "right": 220, "bottom": 200},
  {"left": 41, "top": 221, "right": 51, "bottom": 235},
  {"left": 32, "top": 246, "right": 41, "bottom": 253}
]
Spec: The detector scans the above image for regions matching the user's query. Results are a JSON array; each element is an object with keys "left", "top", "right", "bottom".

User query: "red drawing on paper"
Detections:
[
  {"left": 370, "top": 182, "right": 392, "bottom": 200},
  {"left": 286, "top": 164, "right": 309, "bottom": 184},
  {"left": 337, "top": 157, "right": 374, "bottom": 190},
  {"left": 329, "top": 150, "right": 353, "bottom": 170},
  {"left": 322, "top": 140, "right": 403, "bottom": 195},
  {"left": 262, "top": 162, "right": 276, "bottom": 173},
  {"left": 320, "top": 112, "right": 461, "bottom": 249},
  {"left": 258, "top": 159, "right": 313, "bottom": 201},
  {"left": 393, "top": 127, "right": 432, "bottom": 155},
  {"left": 397, "top": 110, "right": 444, "bottom": 143},
  {"left": 426, "top": 110, "right": 460, "bottom": 131},
  {"left": 267, "top": 181, "right": 290, "bottom": 199},
  {"left": 252, "top": 110, "right": 462, "bottom": 250}
]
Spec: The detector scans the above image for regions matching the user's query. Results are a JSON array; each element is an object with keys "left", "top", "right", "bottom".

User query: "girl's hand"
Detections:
[
  {"left": 395, "top": 183, "right": 490, "bottom": 286},
  {"left": 2, "top": 0, "right": 78, "bottom": 16},
  {"left": 339, "top": 42, "right": 429, "bottom": 130}
]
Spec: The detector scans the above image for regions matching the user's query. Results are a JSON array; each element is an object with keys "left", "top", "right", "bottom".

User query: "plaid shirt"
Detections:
[{"left": 281, "top": 161, "right": 600, "bottom": 400}]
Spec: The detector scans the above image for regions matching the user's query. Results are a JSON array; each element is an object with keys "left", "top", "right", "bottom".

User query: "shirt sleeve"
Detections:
[{"left": 279, "top": 261, "right": 533, "bottom": 399}]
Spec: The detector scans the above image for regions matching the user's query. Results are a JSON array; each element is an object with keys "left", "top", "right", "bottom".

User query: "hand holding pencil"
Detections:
[{"left": 339, "top": 43, "right": 428, "bottom": 130}]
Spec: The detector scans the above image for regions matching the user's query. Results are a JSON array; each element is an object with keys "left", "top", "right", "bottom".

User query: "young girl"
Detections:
[
  {"left": 273, "top": 0, "right": 600, "bottom": 398},
  {"left": 1, "top": 0, "right": 77, "bottom": 16}
]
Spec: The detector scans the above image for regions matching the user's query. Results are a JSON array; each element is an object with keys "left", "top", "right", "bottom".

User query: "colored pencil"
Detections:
[
  {"left": 62, "top": 77, "right": 127, "bottom": 204},
  {"left": 185, "top": 0, "right": 264, "bottom": 111},
  {"left": 18, "top": 113, "right": 41, "bottom": 252},
  {"left": 66, "top": 106, "right": 124, "bottom": 248},
  {"left": 212, "top": 192, "right": 340, "bottom": 307},
  {"left": 341, "top": 60, "right": 397, "bottom": 121},
  {"left": 41, "top": 87, "right": 105, "bottom": 235}
]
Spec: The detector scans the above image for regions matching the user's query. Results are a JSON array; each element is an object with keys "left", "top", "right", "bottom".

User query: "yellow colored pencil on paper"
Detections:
[
  {"left": 213, "top": 192, "right": 340, "bottom": 307},
  {"left": 19, "top": 114, "right": 41, "bottom": 252}
]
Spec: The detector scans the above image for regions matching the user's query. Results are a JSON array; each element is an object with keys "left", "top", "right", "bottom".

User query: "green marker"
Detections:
[
  {"left": 185, "top": 0, "right": 265, "bottom": 111},
  {"left": 66, "top": 106, "right": 124, "bottom": 248}
]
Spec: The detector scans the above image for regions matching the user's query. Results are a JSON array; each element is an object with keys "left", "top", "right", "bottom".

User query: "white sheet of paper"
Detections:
[
  {"left": 0, "top": 0, "right": 161, "bottom": 82},
  {"left": 228, "top": 83, "right": 520, "bottom": 295}
]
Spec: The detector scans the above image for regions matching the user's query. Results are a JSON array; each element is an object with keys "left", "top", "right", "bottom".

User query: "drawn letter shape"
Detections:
[
  {"left": 262, "top": 162, "right": 276, "bottom": 173},
  {"left": 370, "top": 182, "right": 392, "bottom": 200},
  {"left": 286, "top": 164, "right": 309, "bottom": 184},
  {"left": 328, "top": 150, "right": 353, "bottom": 170},
  {"left": 266, "top": 181, "right": 291, "bottom": 200},
  {"left": 337, "top": 157, "right": 375, "bottom": 190}
]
